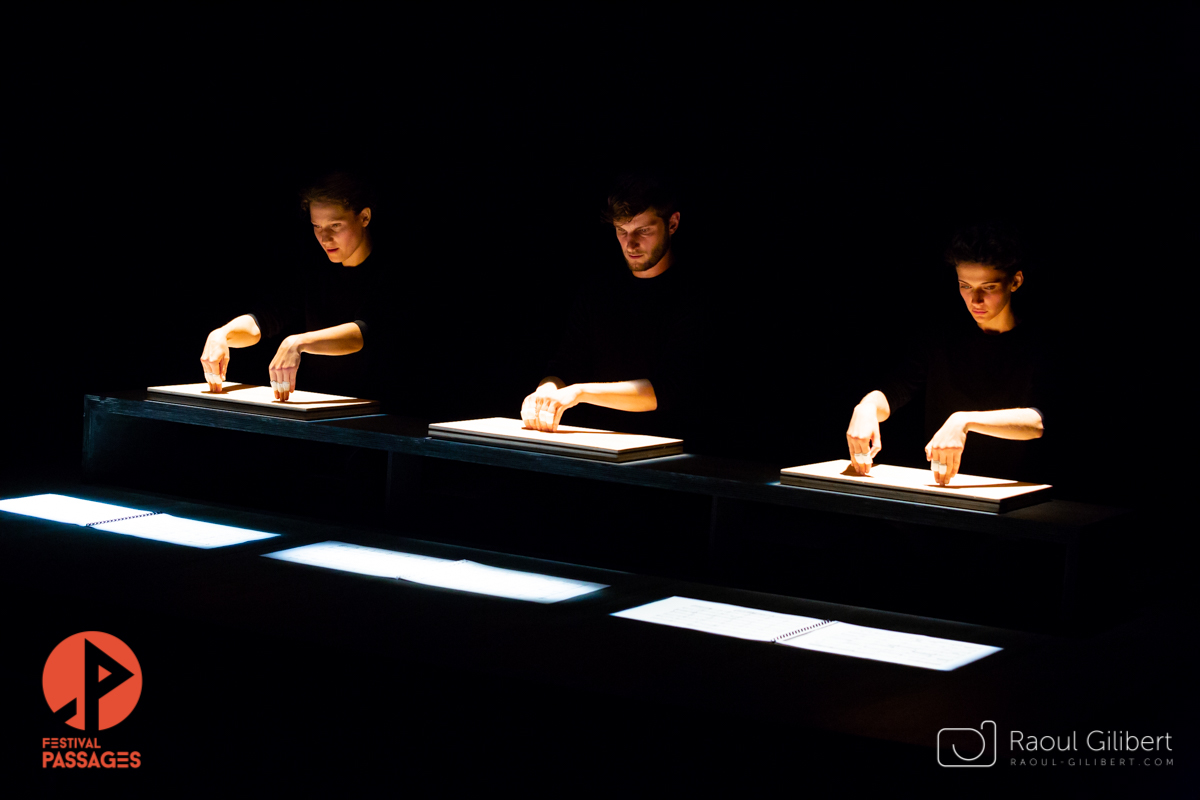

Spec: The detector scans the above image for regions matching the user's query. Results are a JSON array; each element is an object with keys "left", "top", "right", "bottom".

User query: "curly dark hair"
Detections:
[
  {"left": 944, "top": 222, "right": 1025, "bottom": 277},
  {"left": 602, "top": 171, "right": 679, "bottom": 224},
  {"left": 300, "top": 172, "right": 376, "bottom": 216}
]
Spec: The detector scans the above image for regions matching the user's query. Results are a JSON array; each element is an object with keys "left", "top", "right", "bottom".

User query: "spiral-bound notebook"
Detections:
[
  {"left": 265, "top": 541, "right": 608, "bottom": 604},
  {"left": 613, "top": 596, "right": 1000, "bottom": 671},
  {"left": 0, "top": 494, "right": 279, "bottom": 548}
]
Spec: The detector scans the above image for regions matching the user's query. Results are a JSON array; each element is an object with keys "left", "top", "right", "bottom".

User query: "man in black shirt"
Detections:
[
  {"left": 198, "top": 173, "right": 384, "bottom": 402},
  {"left": 845, "top": 224, "right": 1047, "bottom": 484},
  {"left": 520, "top": 173, "right": 705, "bottom": 438}
]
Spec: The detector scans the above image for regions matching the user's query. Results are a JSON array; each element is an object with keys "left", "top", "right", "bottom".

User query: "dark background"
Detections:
[
  {"left": 3, "top": 9, "right": 1195, "bottom": 793},
  {"left": 7, "top": 9, "right": 1192, "bottom": 511}
]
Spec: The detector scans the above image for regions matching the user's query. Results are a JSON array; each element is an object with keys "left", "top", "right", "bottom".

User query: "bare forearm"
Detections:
[
  {"left": 522, "top": 378, "right": 657, "bottom": 432},
  {"left": 857, "top": 390, "right": 891, "bottom": 422},
  {"left": 846, "top": 390, "right": 889, "bottom": 473},
  {"left": 572, "top": 379, "right": 658, "bottom": 412},
  {"left": 219, "top": 315, "right": 261, "bottom": 347},
  {"left": 291, "top": 323, "right": 364, "bottom": 356},
  {"left": 957, "top": 408, "right": 1044, "bottom": 440}
]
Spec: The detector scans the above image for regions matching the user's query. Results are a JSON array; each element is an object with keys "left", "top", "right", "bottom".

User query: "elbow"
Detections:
[
  {"left": 241, "top": 314, "right": 262, "bottom": 339},
  {"left": 860, "top": 391, "right": 890, "bottom": 422}
]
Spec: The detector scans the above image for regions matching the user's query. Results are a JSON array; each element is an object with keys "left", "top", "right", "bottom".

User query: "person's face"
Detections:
[
  {"left": 613, "top": 209, "right": 680, "bottom": 278},
  {"left": 311, "top": 201, "right": 370, "bottom": 264},
  {"left": 956, "top": 262, "right": 1023, "bottom": 331}
]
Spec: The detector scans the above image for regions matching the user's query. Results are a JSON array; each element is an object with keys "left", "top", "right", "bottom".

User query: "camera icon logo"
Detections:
[{"left": 937, "top": 720, "right": 997, "bottom": 767}]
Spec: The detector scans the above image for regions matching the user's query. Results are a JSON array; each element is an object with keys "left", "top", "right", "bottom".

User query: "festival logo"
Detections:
[{"left": 43, "top": 631, "right": 142, "bottom": 731}]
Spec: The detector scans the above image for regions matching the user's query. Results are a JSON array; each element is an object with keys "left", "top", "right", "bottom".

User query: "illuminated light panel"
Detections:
[
  {"left": 411, "top": 560, "right": 607, "bottom": 603},
  {"left": 91, "top": 515, "right": 279, "bottom": 549},
  {"left": 612, "top": 595, "right": 825, "bottom": 641},
  {"left": 614, "top": 597, "right": 1000, "bottom": 671},
  {"left": 266, "top": 541, "right": 607, "bottom": 603},
  {"left": 0, "top": 494, "right": 151, "bottom": 526},
  {"left": 774, "top": 620, "right": 1001, "bottom": 671},
  {"left": 265, "top": 541, "right": 451, "bottom": 579},
  {"left": 0, "top": 494, "right": 279, "bottom": 549}
]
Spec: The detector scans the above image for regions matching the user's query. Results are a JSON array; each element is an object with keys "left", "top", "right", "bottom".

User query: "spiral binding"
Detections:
[
  {"left": 85, "top": 512, "right": 161, "bottom": 527},
  {"left": 774, "top": 619, "right": 837, "bottom": 643}
]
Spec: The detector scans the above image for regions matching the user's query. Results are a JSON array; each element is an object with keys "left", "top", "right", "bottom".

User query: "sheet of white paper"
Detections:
[
  {"left": 0, "top": 494, "right": 151, "bottom": 526},
  {"left": 414, "top": 560, "right": 607, "bottom": 603},
  {"left": 90, "top": 514, "right": 279, "bottom": 549},
  {"left": 265, "top": 541, "right": 451, "bottom": 580},
  {"left": 779, "top": 622, "right": 1001, "bottom": 671},
  {"left": 612, "top": 596, "right": 826, "bottom": 642}
]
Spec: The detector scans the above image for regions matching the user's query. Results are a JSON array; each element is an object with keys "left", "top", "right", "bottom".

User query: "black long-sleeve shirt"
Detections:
[
  {"left": 249, "top": 249, "right": 391, "bottom": 401},
  {"left": 880, "top": 314, "right": 1052, "bottom": 481},
  {"left": 544, "top": 264, "right": 711, "bottom": 439}
]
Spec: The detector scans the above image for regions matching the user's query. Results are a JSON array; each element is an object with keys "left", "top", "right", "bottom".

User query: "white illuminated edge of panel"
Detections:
[
  {"left": 91, "top": 515, "right": 279, "bottom": 549},
  {"left": 0, "top": 494, "right": 150, "bottom": 526},
  {"left": 265, "top": 541, "right": 607, "bottom": 603}
]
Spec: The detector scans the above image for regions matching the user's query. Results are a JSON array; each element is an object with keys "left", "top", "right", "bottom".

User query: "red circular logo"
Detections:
[{"left": 43, "top": 632, "right": 142, "bottom": 731}]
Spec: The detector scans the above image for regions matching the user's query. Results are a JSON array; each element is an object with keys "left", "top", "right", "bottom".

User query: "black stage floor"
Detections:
[{"left": 2, "top": 477, "right": 1192, "bottom": 796}]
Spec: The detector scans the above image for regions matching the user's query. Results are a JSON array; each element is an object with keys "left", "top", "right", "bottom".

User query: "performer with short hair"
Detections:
[
  {"left": 521, "top": 171, "right": 708, "bottom": 438},
  {"left": 199, "top": 172, "right": 387, "bottom": 402},
  {"left": 845, "top": 223, "right": 1048, "bottom": 484}
]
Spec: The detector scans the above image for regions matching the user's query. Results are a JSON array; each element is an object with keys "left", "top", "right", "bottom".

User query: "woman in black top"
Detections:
[
  {"left": 198, "top": 172, "right": 384, "bottom": 402},
  {"left": 845, "top": 224, "right": 1047, "bottom": 484}
]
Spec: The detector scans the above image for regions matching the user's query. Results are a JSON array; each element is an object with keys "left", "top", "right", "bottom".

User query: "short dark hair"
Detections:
[
  {"left": 300, "top": 171, "right": 375, "bottom": 216},
  {"left": 945, "top": 222, "right": 1025, "bottom": 277},
  {"left": 602, "top": 171, "right": 679, "bottom": 224}
]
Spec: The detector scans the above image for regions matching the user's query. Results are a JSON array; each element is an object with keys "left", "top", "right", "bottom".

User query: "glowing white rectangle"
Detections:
[
  {"left": 265, "top": 542, "right": 606, "bottom": 602},
  {"left": 90, "top": 514, "right": 279, "bottom": 549},
  {"left": 777, "top": 622, "right": 1001, "bottom": 671},
  {"left": 612, "top": 596, "right": 827, "bottom": 641},
  {"left": 613, "top": 596, "right": 1000, "bottom": 670},
  {"left": 414, "top": 560, "right": 607, "bottom": 603},
  {"left": 0, "top": 494, "right": 151, "bottom": 526},
  {"left": 265, "top": 541, "right": 452, "bottom": 580}
]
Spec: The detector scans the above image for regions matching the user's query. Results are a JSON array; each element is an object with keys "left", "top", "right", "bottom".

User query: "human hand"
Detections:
[
  {"left": 925, "top": 412, "right": 969, "bottom": 485},
  {"left": 200, "top": 328, "right": 231, "bottom": 392},
  {"left": 269, "top": 336, "right": 304, "bottom": 401},
  {"left": 846, "top": 402, "right": 883, "bottom": 474},
  {"left": 520, "top": 384, "right": 581, "bottom": 432}
]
